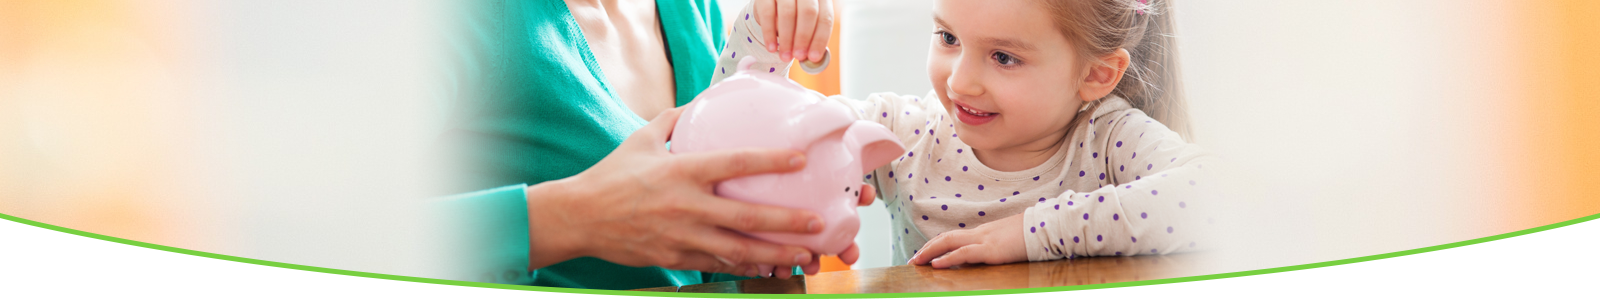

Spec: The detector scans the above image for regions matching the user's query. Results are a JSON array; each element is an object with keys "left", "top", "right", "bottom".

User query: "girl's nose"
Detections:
[{"left": 945, "top": 55, "right": 985, "bottom": 98}]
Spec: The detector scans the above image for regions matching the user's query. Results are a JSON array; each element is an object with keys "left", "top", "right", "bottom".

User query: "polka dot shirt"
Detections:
[{"left": 707, "top": 4, "right": 1218, "bottom": 264}]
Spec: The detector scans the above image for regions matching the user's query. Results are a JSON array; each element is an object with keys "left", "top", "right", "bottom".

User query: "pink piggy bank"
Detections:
[{"left": 670, "top": 57, "right": 905, "bottom": 257}]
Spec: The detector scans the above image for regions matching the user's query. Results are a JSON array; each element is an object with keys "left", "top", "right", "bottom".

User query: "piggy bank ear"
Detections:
[{"left": 842, "top": 120, "right": 907, "bottom": 174}]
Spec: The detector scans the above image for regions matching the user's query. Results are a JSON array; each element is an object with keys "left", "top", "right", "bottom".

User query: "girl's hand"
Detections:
[
  {"left": 754, "top": 0, "right": 834, "bottom": 63},
  {"left": 907, "top": 213, "right": 1029, "bottom": 269},
  {"left": 527, "top": 107, "right": 824, "bottom": 275}
]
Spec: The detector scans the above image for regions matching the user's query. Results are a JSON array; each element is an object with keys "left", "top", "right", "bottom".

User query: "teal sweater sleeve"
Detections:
[{"left": 435, "top": 0, "right": 747, "bottom": 290}]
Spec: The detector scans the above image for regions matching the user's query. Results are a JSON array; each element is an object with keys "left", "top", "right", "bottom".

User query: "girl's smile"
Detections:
[{"left": 953, "top": 101, "right": 998, "bottom": 125}]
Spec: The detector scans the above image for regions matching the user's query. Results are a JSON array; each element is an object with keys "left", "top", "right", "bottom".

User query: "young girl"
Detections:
[{"left": 714, "top": 0, "right": 1218, "bottom": 270}]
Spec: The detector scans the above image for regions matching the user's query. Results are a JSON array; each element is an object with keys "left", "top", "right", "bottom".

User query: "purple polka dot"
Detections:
[
  {"left": 941, "top": 205, "right": 948, "bottom": 210},
  {"left": 958, "top": 223, "right": 966, "bottom": 228},
  {"left": 1097, "top": 235, "right": 1103, "bottom": 242},
  {"left": 955, "top": 194, "right": 962, "bottom": 198},
  {"left": 865, "top": 174, "right": 872, "bottom": 179},
  {"left": 1054, "top": 204, "right": 1060, "bottom": 210},
  {"left": 1079, "top": 171, "right": 1086, "bottom": 177},
  {"left": 1120, "top": 165, "right": 1125, "bottom": 172},
  {"left": 1083, "top": 213, "right": 1090, "bottom": 220},
  {"left": 1040, "top": 222, "right": 1046, "bottom": 227},
  {"left": 1125, "top": 185, "right": 1134, "bottom": 189},
  {"left": 978, "top": 211, "right": 986, "bottom": 216},
  {"left": 905, "top": 228, "right": 909, "bottom": 234},
  {"left": 1093, "top": 152, "right": 1099, "bottom": 158},
  {"left": 1013, "top": 191, "right": 1020, "bottom": 195},
  {"left": 1030, "top": 227, "right": 1037, "bottom": 233},
  {"left": 1131, "top": 237, "right": 1138, "bottom": 243},
  {"left": 721, "top": 67, "right": 725, "bottom": 74},
  {"left": 1151, "top": 249, "right": 1158, "bottom": 254},
  {"left": 978, "top": 185, "right": 985, "bottom": 190},
  {"left": 1140, "top": 212, "right": 1148, "bottom": 219},
  {"left": 906, "top": 111, "right": 911, "bottom": 115},
  {"left": 1180, "top": 202, "right": 1187, "bottom": 208},
  {"left": 747, "top": 37, "right": 752, "bottom": 43},
  {"left": 962, "top": 166, "right": 969, "bottom": 172},
  {"left": 914, "top": 129, "right": 921, "bottom": 134},
  {"left": 936, "top": 138, "right": 940, "bottom": 144},
  {"left": 907, "top": 152, "right": 915, "bottom": 158},
  {"left": 925, "top": 178, "right": 929, "bottom": 184},
  {"left": 1098, "top": 196, "right": 1105, "bottom": 202},
  {"left": 1113, "top": 214, "right": 1120, "bottom": 220},
  {"left": 1033, "top": 176, "right": 1041, "bottom": 181},
  {"left": 944, "top": 176, "right": 951, "bottom": 182},
  {"left": 1115, "top": 252, "right": 1122, "bottom": 256},
  {"left": 746, "top": 14, "right": 750, "bottom": 20},
  {"left": 1099, "top": 173, "right": 1106, "bottom": 180},
  {"left": 1171, "top": 158, "right": 1176, "bottom": 162},
  {"left": 1059, "top": 239, "right": 1065, "bottom": 245},
  {"left": 1189, "top": 180, "right": 1197, "bottom": 186},
  {"left": 999, "top": 198, "right": 1007, "bottom": 202},
  {"left": 770, "top": 67, "right": 776, "bottom": 72},
  {"left": 732, "top": 52, "right": 737, "bottom": 58},
  {"left": 888, "top": 171, "right": 894, "bottom": 177},
  {"left": 1067, "top": 201, "right": 1074, "bottom": 206},
  {"left": 956, "top": 148, "right": 964, "bottom": 153},
  {"left": 882, "top": 112, "right": 888, "bottom": 118},
  {"left": 1136, "top": 176, "right": 1141, "bottom": 180},
  {"left": 1148, "top": 164, "right": 1153, "bottom": 170},
  {"left": 1133, "top": 152, "right": 1138, "bottom": 159},
  {"left": 1152, "top": 190, "right": 1159, "bottom": 195},
  {"left": 907, "top": 172, "right": 913, "bottom": 178},
  {"left": 909, "top": 195, "right": 913, "bottom": 200},
  {"left": 1039, "top": 197, "right": 1047, "bottom": 202},
  {"left": 1073, "top": 236, "right": 1080, "bottom": 243},
  {"left": 1167, "top": 226, "right": 1174, "bottom": 233},
  {"left": 1116, "top": 141, "right": 1123, "bottom": 147},
  {"left": 922, "top": 215, "right": 929, "bottom": 220}
]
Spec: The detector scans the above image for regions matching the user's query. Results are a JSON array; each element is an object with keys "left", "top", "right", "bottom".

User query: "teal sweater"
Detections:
[{"left": 438, "top": 0, "right": 747, "bottom": 290}]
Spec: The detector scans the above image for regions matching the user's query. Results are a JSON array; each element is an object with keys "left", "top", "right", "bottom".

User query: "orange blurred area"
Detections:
[
  {"left": 786, "top": 0, "right": 848, "bottom": 272},
  {"left": 0, "top": 0, "right": 196, "bottom": 245},
  {"left": 1508, "top": 0, "right": 1600, "bottom": 232}
]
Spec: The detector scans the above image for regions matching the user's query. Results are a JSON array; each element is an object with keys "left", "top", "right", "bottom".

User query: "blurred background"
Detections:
[{"left": 3, "top": 0, "right": 1596, "bottom": 277}]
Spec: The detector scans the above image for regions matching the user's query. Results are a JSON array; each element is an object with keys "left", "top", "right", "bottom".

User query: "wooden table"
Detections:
[{"left": 634, "top": 254, "right": 1207, "bottom": 294}]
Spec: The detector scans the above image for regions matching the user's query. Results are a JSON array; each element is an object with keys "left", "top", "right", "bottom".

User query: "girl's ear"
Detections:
[{"left": 1078, "top": 48, "right": 1131, "bottom": 102}]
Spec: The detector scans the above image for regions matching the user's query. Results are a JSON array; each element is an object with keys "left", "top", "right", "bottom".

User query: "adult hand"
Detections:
[
  {"left": 526, "top": 107, "right": 823, "bottom": 276},
  {"left": 907, "top": 213, "right": 1029, "bottom": 269},
  {"left": 753, "top": 182, "right": 874, "bottom": 279},
  {"left": 754, "top": 0, "right": 834, "bottom": 64}
]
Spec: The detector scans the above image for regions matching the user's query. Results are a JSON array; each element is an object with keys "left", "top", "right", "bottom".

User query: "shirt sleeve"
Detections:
[
  {"left": 428, "top": 184, "right": 537, "bottom": 285},
  {"left": 1021, "top": 110, "right": 1220, "bottom": 260}
]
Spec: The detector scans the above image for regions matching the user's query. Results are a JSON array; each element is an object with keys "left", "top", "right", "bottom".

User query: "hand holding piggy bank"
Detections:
[{"left": 670, "top": 57, "right": 905, "bottom": 260}]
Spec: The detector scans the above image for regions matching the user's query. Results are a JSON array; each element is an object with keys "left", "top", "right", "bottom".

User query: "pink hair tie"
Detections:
[{"left": 1135, "top": 0, "right": 1151, "bottom": 15}]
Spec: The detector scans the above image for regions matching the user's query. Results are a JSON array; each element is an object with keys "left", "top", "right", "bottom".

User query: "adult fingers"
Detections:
[
  {"left": 775, "top": 0, "right": 797, "bottom": 62},
  {"left": 772, "top": 265, "right": 795, "bottom": 279},
  {"left": 806, "top": 0, "right": 834, "bottom": 63},
  {"left": 682, "top": 226, "right": 815, "bottom": 268},
  {"left": 837, "top": 243, "right": 861, "bottom": 266},
  {"left": 670, "top": 252, "right": 748, "bottom": 275},
  {"left": 755, "top": 0, "right": 778, "bottom": 52},
  {"left": 630, "top": 107, "right": 684, "bottom": 146},
  {"left": 799, "top": 255, "right": 821, "bottom": 275},
  {"left": 674, "top": 147, "right": 805, "bottom": 184},
  {"left": 690, "top": 195, "right": 821, "bottom": 234},
  {"left": 789, "top": 0, "right": 819, "bottom": 62},
  {"left": 857, "top": 183, "right": 875, "bottom": 206}
]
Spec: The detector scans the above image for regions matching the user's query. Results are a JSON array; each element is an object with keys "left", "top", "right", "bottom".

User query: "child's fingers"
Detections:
[
  {"left": 930, "top": 244, "right": 993, "bottom": 269},
  {"left": 755, "top": 0, "right": 778, "bottom": 52},
  {"left": 773, "top": 265, "right": 795, "bottom": 279},
  {"left": 774, "top": 0, "right": 797, "bottom": 62},
  {"left": 856, "top": 183, "right": 875, "bottom": 206},
  {"left": 806, "top": 0, "right": 834, "bottom": 63},
  {"left": 789, "top": 0, "right": 819, "bottom": 62},
  {"left": 909, "top": 231, "right": 973, "bottom": 265}
]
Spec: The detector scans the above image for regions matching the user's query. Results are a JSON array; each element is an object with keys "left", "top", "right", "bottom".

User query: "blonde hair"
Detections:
[{"left": 1045, "top": 0, "right": 1192, "bottom": 140}]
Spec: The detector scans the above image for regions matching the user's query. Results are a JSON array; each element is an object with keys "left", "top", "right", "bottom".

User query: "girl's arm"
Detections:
[{"left": 1023, "top": 110, "right": 1219, "bottom": 260}]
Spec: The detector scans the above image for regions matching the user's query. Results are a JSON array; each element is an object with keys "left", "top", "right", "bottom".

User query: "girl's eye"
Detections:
[
  {"left": 936, "top": 31, "right": 959, "bottom": 46},
  {"left": 992, "top": 52, "right": 1019, "bottom": 66}
]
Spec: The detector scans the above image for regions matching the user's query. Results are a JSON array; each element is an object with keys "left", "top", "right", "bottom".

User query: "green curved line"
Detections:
[{"left": 2, "top": 211, "right": 1596, "bottom": 298}]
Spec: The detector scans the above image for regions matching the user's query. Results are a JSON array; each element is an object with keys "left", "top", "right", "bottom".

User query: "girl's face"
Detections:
[{"left": 928, "top": 0, "right": 1087, "bottom": 155}]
